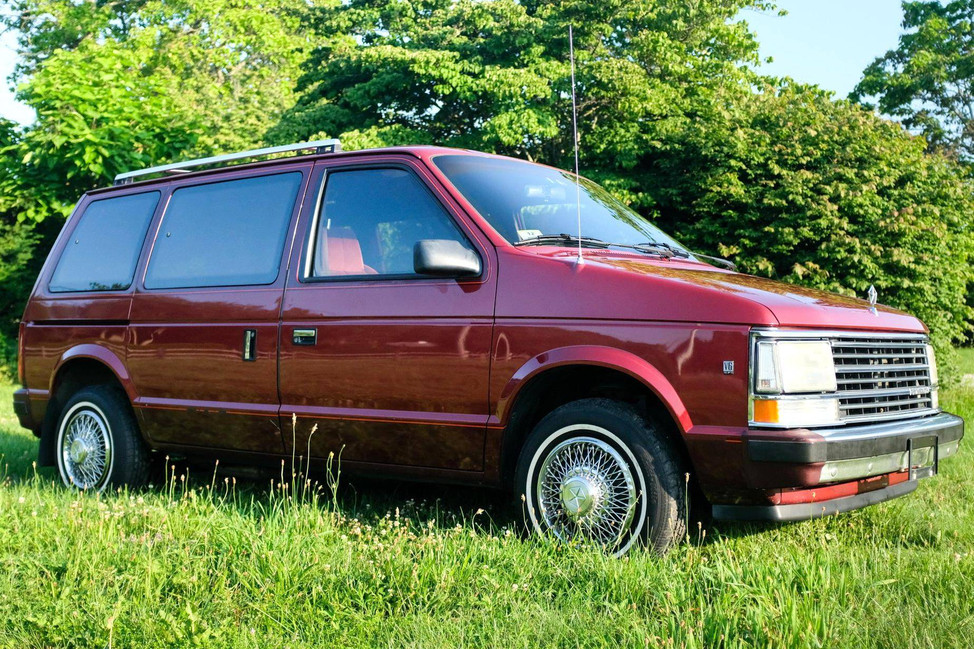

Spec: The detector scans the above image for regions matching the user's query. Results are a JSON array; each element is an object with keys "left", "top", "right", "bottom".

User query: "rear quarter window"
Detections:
[
  {"left": 144, "top": 172, "right": 303, "bottom": 289},
  {"left": 49, "top": 191, "right": 160, "bottom": 293}
]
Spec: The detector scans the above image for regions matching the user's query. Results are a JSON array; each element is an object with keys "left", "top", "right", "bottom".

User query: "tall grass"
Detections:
[{"left": 0, "top": 371, "right": 971, "bottom": 648}]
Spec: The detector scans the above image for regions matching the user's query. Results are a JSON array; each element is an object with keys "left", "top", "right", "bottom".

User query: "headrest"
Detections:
[{"left": 315, "top": 226, "right": 376, "bottom": 276}]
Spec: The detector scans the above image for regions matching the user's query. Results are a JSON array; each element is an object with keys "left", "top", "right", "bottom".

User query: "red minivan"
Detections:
[{"left": 13, "top": 140, "right": 964, "bottom": 554}]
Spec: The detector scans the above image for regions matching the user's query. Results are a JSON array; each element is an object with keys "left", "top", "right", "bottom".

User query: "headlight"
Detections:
[
  {"left": 753, "top": 340, "right": 836, "bottom": 394},
  {"left": 751, "top": 337, "right": 840, "bottom": 427}
]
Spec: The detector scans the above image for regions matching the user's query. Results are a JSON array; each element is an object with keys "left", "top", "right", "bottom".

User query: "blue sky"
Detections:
[
  {"left": 0, "top": 1, "right": 907, "bottom": 126},
  {"left": 743, "top": 0, "right": 905, "bottom": 97}
]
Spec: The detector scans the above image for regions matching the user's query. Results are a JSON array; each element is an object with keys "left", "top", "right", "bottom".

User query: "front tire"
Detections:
[
  {"left": 515, "top": 398, "right": 687, "bottom": 555},
  {"left": 55, "top": 386, "right": 150, "bottom": 491}
]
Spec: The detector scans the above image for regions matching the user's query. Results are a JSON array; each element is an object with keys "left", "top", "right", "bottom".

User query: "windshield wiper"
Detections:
[
  {"left": 635, "top": 241, "right": 690, "bottom": 258},
  {"left": 639, "top": 240, "right": 737, "bottom": 269},
  {"left": 515, "top": 235, "right": 682, "bottom": 260},
  {"left": 513, "top": 234, "right": 611, "bottom": 248},
  {"left": 512, "top": 235, "right": 737, "bottom": 269}
]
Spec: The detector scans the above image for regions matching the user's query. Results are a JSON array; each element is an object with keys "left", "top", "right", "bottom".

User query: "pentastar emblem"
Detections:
[{"left": 867, "top": 284, "right": 878, "bottom": 314}]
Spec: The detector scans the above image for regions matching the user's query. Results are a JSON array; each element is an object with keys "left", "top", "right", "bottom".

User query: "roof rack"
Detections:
[{"left": 113, "top": 139, "right": 342, "bottom": 185}]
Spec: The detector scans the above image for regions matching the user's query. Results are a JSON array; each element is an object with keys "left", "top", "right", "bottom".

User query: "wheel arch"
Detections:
[
  {"left": 39, "top": 346, "right": 138, "bottom": 466},
  {"left": 496, "top": 346, "right": 692, "bottom": 483}
]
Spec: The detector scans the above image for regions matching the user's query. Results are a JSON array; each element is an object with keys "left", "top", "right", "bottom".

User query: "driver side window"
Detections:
[{"left": 311, "top": 168, "right": 472, "bottom": 278}]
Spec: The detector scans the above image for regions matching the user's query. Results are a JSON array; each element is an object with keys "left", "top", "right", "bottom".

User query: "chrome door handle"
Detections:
[
  {"left": 243, "top": 329, "right": 257, "bottom": 361},
  {"left": 292, "top": 328, "right": 317, "bottom": 345}
]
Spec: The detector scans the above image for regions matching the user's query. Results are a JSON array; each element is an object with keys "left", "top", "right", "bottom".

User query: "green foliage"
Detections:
[
  {"left": 0, "top": 0, "right": 319, "bottom": 224},
  {"left": 1, "top": 43, "right": 201, "bottom": 223},
  {"left": 271, "top": 0, "right": 771, "bottom": 170},
  {"left": 0, "top": 0, "right": 320, "bottom": 363},
  {"left": 644, "top": 84, "right": 974, "bottom": 362},
  {"left": 5, "top": 0, "right": 317, "bottom": 155},
  {"left": 852, "top": 0, "right": 974, "bottom": 162},
  {"left": 277, "top": 0, "right": 974, "bottom": 357}
]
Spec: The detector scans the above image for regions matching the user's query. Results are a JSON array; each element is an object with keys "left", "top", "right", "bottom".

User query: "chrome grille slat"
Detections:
[
  {"left": 833, "top": 352, "right": 926, "bottom": 360},
  {"left": 837, "top": 374, "right": 928, "bottom": 385},
  {"left": 831, "top": 341, "right": 925, "bottom": 349},
  {"left": 836, "top": 386, "right": 932, "bottom": 399},
  {"left": 835, "top": 363, "right": 928, "bottom": 374},
  {"left": 830, "top": 335, "right": 934, "bottom": 424},
  {"left": 841, "top": 396, "right": 931, "bottom": 409}
]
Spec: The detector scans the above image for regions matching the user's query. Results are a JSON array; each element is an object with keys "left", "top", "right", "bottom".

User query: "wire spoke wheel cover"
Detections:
[
  {"left": 57, "top": 402, "right": 113, "bottom": 490},
  {"left": 528, "top": 425, "right": 644, "bottom": 553}
]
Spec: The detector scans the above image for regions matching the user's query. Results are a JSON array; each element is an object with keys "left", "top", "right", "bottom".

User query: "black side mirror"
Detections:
[{"left": 413, "top": 239, "right": 481, "bottom": 277}]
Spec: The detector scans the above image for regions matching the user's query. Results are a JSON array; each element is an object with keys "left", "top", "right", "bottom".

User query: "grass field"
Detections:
[{"left": 0, "top": 353, "right": 972, "bottom": 648}]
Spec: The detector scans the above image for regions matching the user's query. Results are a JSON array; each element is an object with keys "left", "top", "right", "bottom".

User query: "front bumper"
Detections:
[
  {"left": 714, "top": 477, "right": 918, "bottom": 522},
  {"left": 688, "top": 412, "right": 963, "bottom": 521},
  {"left": 745, "top": 411, "right": 963, "bottom": 485}
]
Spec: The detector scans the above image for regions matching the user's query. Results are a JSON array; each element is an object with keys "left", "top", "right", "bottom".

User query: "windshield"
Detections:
[{"left": 433, "top": 155, "right": 691, "bottom": 254}]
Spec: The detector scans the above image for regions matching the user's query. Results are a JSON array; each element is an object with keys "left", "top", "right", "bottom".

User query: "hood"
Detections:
[
  {"left": 599, "top": 255, "right": 925, "bottom": 332},
  {"left": 500, "top": 247, "right": 926, "bottom": 333}
]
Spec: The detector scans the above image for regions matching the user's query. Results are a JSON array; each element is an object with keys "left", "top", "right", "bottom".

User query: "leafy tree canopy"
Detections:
[
  {"left": 271, "top": 0, "right": 771, "bottom": 171},
  {"left": 852, "top": 0, "right": 974, "bottom": 162},
  {"left": 647, "top": 83, "right": 974, "bottom": 359},
  {"left": 0, "top": 0, "right": 320, "bottom": 346},
  {"left": 0, "top": 0, "right": 319, "bottom": 222}
]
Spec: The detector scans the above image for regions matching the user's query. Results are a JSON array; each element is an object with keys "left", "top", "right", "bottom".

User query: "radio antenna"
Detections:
[{"left": 569, "top": 25, "right": 584, "bottom": 266}]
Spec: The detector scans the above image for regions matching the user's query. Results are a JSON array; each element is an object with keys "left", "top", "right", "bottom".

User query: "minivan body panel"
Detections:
[
  {"left": 128, "top": 290, "right": 288, "bottom": 454},
  {"left": 278, "top": 158, "right": 498, "bottom": 471},
  {"left": 20, "top": 188, "right": 162, "bottom": 438},
  {"left": 127, "top": 162, "right": 313, "bottom": 455}
]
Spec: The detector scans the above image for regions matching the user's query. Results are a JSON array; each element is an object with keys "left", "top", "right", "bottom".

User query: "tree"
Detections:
[
  {"left": 3, "top": 0, "right": 317, "bottom": 154},
  {"left": 0, "top": 0, "right": 320, "bottom": 366},
  {"left": 271, "top": 0, "right": 771, "bottom": 172},
  {"left": 0, "top": 42, "right": 202, "bottom": 223},
  {"left": 852, "top": 0, "right": 974, "bottom": 162},
  {"left": 646, "top": 83, "right": 974, "bottom": 362},
  {"left": 278, "top": 0, "right": 974, "bottom": 362}
]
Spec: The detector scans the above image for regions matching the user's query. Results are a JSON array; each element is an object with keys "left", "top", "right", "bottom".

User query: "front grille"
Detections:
[{"left": 831, "top": 336, "right": 935, "bottom": 423}]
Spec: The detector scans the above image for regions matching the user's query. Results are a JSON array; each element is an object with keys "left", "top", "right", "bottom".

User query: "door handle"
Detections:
[
  {"left": 243, "top": 329, "right": 257, "bottom": 361},
  {"left": 292, "top": 328, "right": 317, "bottom": 345}
]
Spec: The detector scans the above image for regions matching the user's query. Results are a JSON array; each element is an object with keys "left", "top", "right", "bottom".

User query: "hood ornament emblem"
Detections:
[{"left": 867, "top": 284, "right": 878, "bottom": 314}]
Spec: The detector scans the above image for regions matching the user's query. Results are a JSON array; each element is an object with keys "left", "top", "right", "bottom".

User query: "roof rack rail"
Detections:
[{"left": 113, "top": 139, "right": 342, "bottom": 185}]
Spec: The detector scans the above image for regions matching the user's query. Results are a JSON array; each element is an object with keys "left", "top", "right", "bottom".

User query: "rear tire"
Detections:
[
  {"left": 515, "top": 398, "right": 687, "bottom": 555},
  {"left": 55, "top": 386, "right": 150, "bottom": 491}
]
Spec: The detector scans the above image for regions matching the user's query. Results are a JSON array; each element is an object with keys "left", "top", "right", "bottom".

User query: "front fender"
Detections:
[{"left": 496, "top": 345, "right": 692, "bottom": 433}]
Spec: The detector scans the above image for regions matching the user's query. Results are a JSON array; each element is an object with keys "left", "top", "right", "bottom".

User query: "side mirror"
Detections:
[{"left": 413, "top": 239, "right": 481, "bottom": 277}]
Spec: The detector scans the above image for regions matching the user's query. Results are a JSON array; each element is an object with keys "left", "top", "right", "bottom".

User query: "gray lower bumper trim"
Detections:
[
  {"left": 712, "top": 479, "right": 918, "bottom": 522},
  {"left": 747, "top": 412, "right": 964, "bottom": 463}
]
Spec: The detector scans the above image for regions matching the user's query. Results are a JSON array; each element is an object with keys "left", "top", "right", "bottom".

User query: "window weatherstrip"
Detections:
[{"left": 303, "top": 170, "right": 327, "bottom": 280}]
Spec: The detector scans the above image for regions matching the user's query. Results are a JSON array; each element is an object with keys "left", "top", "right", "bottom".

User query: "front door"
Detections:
[
  {"left": 278, "top": 159, "right": 496, "bottom": 471},
  {"left": 128, "top": 165, "right": 311, "bottom": 454}
]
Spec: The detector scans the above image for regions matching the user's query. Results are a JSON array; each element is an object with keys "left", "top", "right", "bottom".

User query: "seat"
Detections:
[{"left": 314, "top": 226, "right": 377, "bottom": 276}]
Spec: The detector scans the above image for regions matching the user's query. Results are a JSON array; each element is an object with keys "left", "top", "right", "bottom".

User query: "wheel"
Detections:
[
  {"left": 55, "top": 385, "right": 150, "bottom": 491},
  {"left": 515, "top": 398, "right": 687, "bottom": 555}
]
